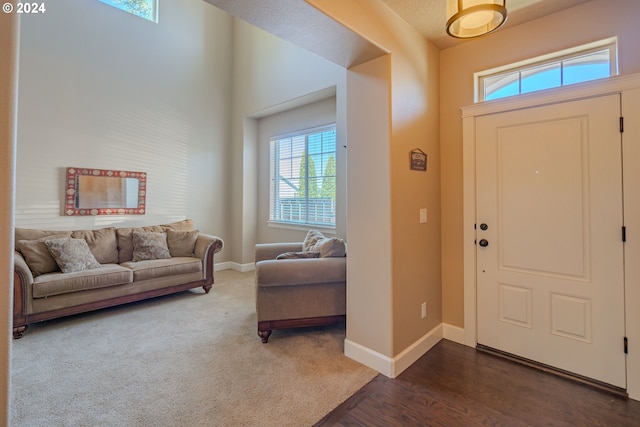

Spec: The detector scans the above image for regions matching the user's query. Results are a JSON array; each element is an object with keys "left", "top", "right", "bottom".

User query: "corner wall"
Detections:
[
  {"left": 256, "top": 97, "right": 341, "bottom": 244},
  {"left": 345, "top": 54, "right": 394, "bottom": 359},
  {"left": 309, "top": 0, "right": 442, "bottom": 364},
  {"left": 229, "top": 19, "right": 347, "bottom": 265}
]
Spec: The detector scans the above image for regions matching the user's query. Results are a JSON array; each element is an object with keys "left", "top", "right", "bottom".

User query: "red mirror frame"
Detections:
[{"left": 64, "top": 167, "right": 147, "bottom": 216}]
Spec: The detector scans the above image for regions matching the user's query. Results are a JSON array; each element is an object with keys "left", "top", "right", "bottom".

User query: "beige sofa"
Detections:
[
  {"left": 254, "top": 230, "right": 346, "bottom": 343},
  {"left": 12, "top": 219, "right": 223, "bottom": 338}
]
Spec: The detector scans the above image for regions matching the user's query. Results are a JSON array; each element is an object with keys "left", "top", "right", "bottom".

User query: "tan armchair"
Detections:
[{"left": 254, "top": 241, "right": 346, "bottom": 343}]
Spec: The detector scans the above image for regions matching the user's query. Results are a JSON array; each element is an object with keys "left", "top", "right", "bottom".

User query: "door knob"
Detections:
[{"left": 479, "top": 239, "right": 489, "bottom": 247}]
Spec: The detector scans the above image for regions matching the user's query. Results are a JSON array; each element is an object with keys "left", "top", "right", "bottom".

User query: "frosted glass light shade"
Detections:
[{"left": 446, "top": 0, "right": 507, "bottom": 39}]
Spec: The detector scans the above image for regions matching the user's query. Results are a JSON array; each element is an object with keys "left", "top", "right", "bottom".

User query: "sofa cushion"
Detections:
[
  {"left": 32, "top": 264, "right": 134, "bottom": 298},
  {"left": 116, "top": 225, "right": 164, "bottom": 263},
  {"left": 166, "top": 229, "right": 199, "bottom": 257},
  {"left": 71, "top": 227, "right": 118, "bottom": 264},
  {"left": 132, "top": 231, "right": 171, "bottom": 261},
  {"left": 302, "top": 230, "right": 346, "bottom": 258},
  {"left": 14, "top": 228, "right": 73, "bottom": 245},
  {"left": 16, "top": 235, "right": 70, "bottom": 276},
  {"left": 160, "top": 218, "right": 195, "bottom": 231},
  {"left": 45, "top": 238, "right": 102, "bottom": 273},
  {"left": 120, "top": 257, "right": 202, "bottom": 281}
]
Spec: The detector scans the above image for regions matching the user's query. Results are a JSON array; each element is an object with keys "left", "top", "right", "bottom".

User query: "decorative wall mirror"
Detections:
[{"left": 64, "top": 167, "right": 146, "bottom": 216}]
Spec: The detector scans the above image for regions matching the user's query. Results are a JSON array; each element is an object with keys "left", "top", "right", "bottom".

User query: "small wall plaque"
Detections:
[{"left": 410, "top": 149, "right": 427, "bottom": 171}]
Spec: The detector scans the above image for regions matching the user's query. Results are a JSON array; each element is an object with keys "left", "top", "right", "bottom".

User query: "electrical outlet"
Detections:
[{"left": 421, "top": 302, "right": 427, "bottom": 319}]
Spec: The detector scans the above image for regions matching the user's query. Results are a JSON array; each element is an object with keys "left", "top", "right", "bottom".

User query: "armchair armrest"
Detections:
[
  {"left": 255, "top": 242, "right": 303, "bottom": 262},
  {"left": 255, "top": 257, "right": 346, "bottom": 287},
  {"left": 14, "top": 251, "right": 33, "bottom": 287},
  {"left": 195, "top": 233, "right": 224, "bottom": 259},
  {"left": 13, "top": 251, "right": 33, "bottom": 338},
  {"left": 194, "top": 233, "right": 224, "bottom": 287}
]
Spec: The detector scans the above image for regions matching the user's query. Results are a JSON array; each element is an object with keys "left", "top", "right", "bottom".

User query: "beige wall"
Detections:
[
  {"left": 440, "top": 0, "right": 640, "bottom": 328},
  {"left": 14, "top": 0, "right": 233, "bottom": 250},
  {"left": 0, "top": 10, "right": 18, "bottom": 426},
  {"left": 310, "top": 0, "right": 441, "bottom": 355}
]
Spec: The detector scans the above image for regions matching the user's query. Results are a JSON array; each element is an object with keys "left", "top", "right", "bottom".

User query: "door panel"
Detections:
[
  {"left": 498, "top": 118, "right": 588, "bottom": 279},
  {"left": 476, "top": 94, "right": 626, "bottom": 388}
]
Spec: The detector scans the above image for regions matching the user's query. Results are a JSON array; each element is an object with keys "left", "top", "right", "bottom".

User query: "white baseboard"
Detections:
[
  {"left": 392, "top": 323, "right": 444, "bottom": 376},
  {"left": 443, "top": 323, "right": 465, "bottom": 344},
  {"left": 345, "top": 323, "right": 444, "bottom": 378},
  {"left": 344, "top": 339, "right": 395, "bottom": 377},
  {"left": 215, "top": 261, "right": 255, "bottom": 272}
]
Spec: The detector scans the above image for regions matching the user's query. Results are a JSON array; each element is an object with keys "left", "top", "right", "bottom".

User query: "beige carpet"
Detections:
[{"left": 10, "top": 269, "right": 377, "bottom": 426}]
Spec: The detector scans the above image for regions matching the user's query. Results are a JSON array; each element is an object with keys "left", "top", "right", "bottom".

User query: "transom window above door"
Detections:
[
  {"left": 98, "top": 0, "right": 158, "bottom": 22},
  {"left": 475, "top": 38, "right": 618, "bottom": 102}
]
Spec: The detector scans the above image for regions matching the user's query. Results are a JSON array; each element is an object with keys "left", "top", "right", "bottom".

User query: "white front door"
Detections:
[{"left": 475, "top": 94, "right": 626, "bottom": 388}]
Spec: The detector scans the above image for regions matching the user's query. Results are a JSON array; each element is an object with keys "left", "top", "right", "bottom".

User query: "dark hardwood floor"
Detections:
[{"left": 315, "top": 339, "right": 640, "bottom": 426}]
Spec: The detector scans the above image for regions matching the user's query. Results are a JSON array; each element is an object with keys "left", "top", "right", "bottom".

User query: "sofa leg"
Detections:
[
  {"left": 13, "top": 325, "right": 27, "bottom": 339},
  {"left": 258, "top": 329, "right": 271, "bottom": 343},
  {"left": 202, "top": 284, "right": 212, "bottom": 294}
]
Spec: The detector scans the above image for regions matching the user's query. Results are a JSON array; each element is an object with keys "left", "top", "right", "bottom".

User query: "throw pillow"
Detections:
[
  {"left": 302, "top": 229, "right": 347, "bottom": 258},
  {"left": 116, "top": 225, "right": 164, "bottom": 263},
  {"left": 132, "top": 231, "right": 171, "bottom": 261},
  {"left": 71, "top": 227, "right": 118, "bottom": 264},
  {"left": 44, "top": 238, "right": 102, "bottom": 274},
  {"left": 276, "top": 251, "right": 321, "bottom": 260},
  {"left": 302, "top": 229, "right": 326, "bottom": 252},
  {"left": 166, "top": 229, "right": 199, "bottom": 257},
  {"left": 16, "top": 235, "right": 69, "bottom": 276}
]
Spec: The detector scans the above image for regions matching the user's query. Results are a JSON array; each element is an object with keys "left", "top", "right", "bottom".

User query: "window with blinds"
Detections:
[{"left": 269, "top": 125, "right": 337, "bottom": 228}]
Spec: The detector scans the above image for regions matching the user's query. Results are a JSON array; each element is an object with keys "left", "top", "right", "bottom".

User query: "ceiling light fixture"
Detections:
[{"left": 446, "top": 0, "right": 507, "bottom": 39}]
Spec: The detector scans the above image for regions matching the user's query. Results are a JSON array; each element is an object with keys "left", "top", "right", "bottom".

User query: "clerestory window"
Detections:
[
  {"left": 269, "top": 125, "right": 337, "bottom": 229},
  {"left": 98, "top": 0, "right": 158, "bottom": 23},
  {"left": 476, "top": 38, "right": 617, "bottom": 102}
]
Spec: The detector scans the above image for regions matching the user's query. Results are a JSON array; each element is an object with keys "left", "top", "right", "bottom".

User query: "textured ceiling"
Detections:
[
  {"left": 204, "top": 0, "right": 387, "bottom": 68},
  {"left": 204, "top": 0, "right": 594, "bottom": 69},
  {"left": 380, "top": 0, "right": 593, "bottom": 49}
]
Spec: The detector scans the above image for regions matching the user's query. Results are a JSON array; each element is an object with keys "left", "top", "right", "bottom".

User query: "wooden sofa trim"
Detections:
[{"left": 258, "top": 314, "right": 346, "bottom": 343}]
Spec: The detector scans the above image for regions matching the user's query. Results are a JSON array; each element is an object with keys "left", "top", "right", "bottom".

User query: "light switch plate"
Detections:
[{"left": 419, "top": 208, "right": 427, "bottom": 223}]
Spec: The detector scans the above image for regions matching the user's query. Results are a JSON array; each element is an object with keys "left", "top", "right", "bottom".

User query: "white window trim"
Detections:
[{"left": 475, "top": 37, "right": 618, "bottom": 102}]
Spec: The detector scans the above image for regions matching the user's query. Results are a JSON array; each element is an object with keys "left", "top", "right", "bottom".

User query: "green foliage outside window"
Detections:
[
  {"left": 320, "top": 155, "right": 336, "bottom": 200},
  {"left": 298, "top": 153, "right": 319, "bottom": 198}
]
